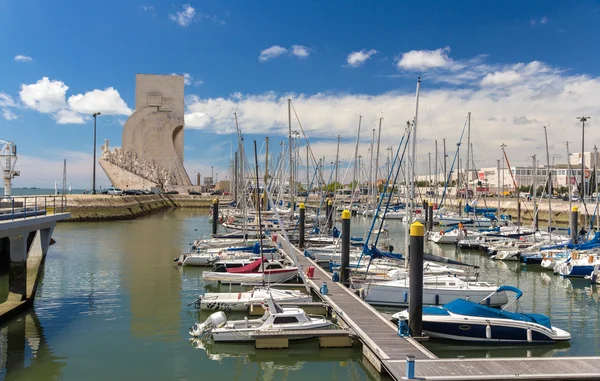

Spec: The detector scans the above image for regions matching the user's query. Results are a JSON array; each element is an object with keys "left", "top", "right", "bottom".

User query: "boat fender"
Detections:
[
  {"left": 244, "top": 317, "right": 249, "bottom": 328},
  {"left": 439, "top": 231, "right": 445, "bottom": 236},
  {"left": 332, "top": 272, "right": 340, "bottom": 282},
  {"left": 486, "top": 323, "right": 492, "bottom": 339},
  {"left": 527, "top": 327, "right": 533, "bottom": 342},
  {"left": 434, "top": 294, "right": 439, "bottom": 306},
  {"left": 320, "top": 282, "right": 329, "bottom": 295},
  {"left": 403, "top": 291, "right": 408, "bottom": 303},
  {"left": 486, "top": 297, "right": 491, "bottom": 307}
]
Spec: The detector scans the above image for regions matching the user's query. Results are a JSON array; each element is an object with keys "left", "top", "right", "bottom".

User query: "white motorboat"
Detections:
[
  {"left": 392, "top": 286, "right": 571, "bottom": 343},
  {"left": 361, "top": 275, "right": 506, "bottom": 307},
  {"left": 193, "top": 287, "right": 312, "bottom": 311},
  {"left": 190, "top": 295, "right": 331, "bottom": 341}
]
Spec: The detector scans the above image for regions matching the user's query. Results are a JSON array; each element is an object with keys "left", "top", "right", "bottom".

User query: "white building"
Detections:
[{"left": 569, "top": 152, "right": 600, "bottom": 170}]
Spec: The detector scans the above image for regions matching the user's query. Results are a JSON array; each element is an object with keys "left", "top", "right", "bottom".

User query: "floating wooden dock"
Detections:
[{"left": 277, "top": 235, "right": 600, "bottom": 380}]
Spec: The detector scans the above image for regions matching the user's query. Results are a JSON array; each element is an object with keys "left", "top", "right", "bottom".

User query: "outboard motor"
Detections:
[
  {"left": 189, "top": 311, "right": 227, "bottom": 337},
  {"left": 214, "top": 264, "right": 227, "bottom": 272}
]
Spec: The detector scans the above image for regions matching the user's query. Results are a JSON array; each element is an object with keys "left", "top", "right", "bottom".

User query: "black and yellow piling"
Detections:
[
  {"left": 212, "top": 198, "right": 219, "bottom": 235},
  {"left": 299, "top": 203, "right": 306, "bottom": 249},
  {"left": 570, "top": 206, "right": 578, "bottom": 243},
  {"left": 408, "top": 221, "right": 424, "bottom": 338},
  {"left": 340, "top": 209, "right": 351, "bottom": 283}
]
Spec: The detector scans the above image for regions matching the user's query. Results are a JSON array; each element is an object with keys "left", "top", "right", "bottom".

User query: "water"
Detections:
[
  {"left": 2, "top": 211, "right": 600, "bottom": 380},
  {"left": 0, "top": 209, "right": 373, "bottom": 381},
  {"left": 348, "top": 216, "right": 600, "bottom": 358}
]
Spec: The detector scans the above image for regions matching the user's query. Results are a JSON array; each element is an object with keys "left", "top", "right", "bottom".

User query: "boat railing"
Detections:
[{"left": 0, "top": 195, "right": 67, "bottom": 221}]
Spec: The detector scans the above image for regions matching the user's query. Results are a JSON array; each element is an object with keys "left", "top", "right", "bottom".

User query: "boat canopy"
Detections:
[
  {"left": 227, "top": 258, "right": 264, "bottom": 273},
  {"left": 433, "top": 298, "right": 552, "bottom": 329},
  {"left": 494, "top": 285, "right": 523, "bottom": 299}
]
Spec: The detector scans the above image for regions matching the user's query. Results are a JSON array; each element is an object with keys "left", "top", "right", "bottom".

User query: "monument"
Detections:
[{"left": 100, "top": 74, "right": 193, "bottom": 190}]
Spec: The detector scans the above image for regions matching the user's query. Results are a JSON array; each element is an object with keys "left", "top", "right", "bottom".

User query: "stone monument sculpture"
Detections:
[{"left": 99, "top": 74, "right": 192, "bottom": 190}]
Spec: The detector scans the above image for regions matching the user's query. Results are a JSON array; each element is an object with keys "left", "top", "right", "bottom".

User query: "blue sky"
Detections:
[{"left": 1, "top": 0, "right": 599, "bottom": 188}]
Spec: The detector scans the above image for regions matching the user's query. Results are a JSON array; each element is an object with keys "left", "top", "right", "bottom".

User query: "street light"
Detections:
[
  {"left": 577, "top": 116, "right": 590, "bottom": 197},
  {"left": 92, "top": 112, "right": 101, "bottom": 194}
]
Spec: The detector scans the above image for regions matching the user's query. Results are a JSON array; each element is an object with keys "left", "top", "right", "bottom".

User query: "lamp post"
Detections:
[
  {"left": 92, "top": 112, "right": 101, "bottom": 194},
  {"left": 577, "top": 116, "right": 590, "bottom": 197}
]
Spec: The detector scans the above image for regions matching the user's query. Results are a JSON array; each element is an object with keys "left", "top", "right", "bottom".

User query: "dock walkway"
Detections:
[{"left": 277, "top": 235, "right": 600, "bottom": 380}]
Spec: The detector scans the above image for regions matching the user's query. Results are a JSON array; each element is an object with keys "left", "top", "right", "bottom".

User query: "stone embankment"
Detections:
[{"left": 65, "top": 194, "right": 229, "bottom": 222}]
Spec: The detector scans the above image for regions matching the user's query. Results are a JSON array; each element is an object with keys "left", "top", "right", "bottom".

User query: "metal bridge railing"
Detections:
[{"left": 2, "top": 195, "right": 68, "bottom": 221}]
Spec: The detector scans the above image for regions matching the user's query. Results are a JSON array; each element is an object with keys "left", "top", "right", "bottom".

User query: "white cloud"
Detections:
[
  {"left": 346, "top": 49, "right": 378, "bottom": 67},
  {"left": 259, "top": 45, "right": 288, "bottom": 62},
  {"left": 171, "top": 73, "right": 202, "bottom": 86},
  {"left": 183, "top": 58, "right": 600, "bottom": 173},
  {"left": 67, "top": 88, "right": 132, "bottom": 116},
  {"left": 396, "top": 47, "right": 453, "bottom": 71},
  {"left": 140, "top": 4, "right": 154, "bottom": 13},
  {"left": 54, "top": 109, "right": 85, "bottom": 124},
  {"left": 2, "top": 109, "right": 17, "bottom": 120},
  {"left": 481, "top": 70, "right": 521, "bottom": 86},
  {"left": 19, "top": 77, "right": 68, "bottom": 113},
  {"left": 532, "top": 16, "right": 549, "bottom": 25},
  {"left": 0, "top": 92, "right": 16, "bottom": 108},
  {"left": 291, "top": 45, "right": 310, "bottom": 58},
  {"left": 14, "top": 55, "right": 33, "bottom": 62},
  {"left": 169, "top": 4, "right": 196, "bottom": 27}
]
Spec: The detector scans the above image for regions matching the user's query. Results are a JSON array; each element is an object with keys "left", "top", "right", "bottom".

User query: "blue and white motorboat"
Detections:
[{"left": 393, "top": 286, "right": 571, "bottom": 343}]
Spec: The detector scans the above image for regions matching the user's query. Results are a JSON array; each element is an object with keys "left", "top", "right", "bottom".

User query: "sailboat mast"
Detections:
[
  {"left": 409, "top": 77, "right": 421, "bottom": 258},
  {"left": 532, "top": 154, "right": 538, "bottom": 231},
  {"left": 353, "top": 116, "right": 362, "bottom": 193},
  {"left": 443, "top": 138, "right": 447, "bottom": 189},
  {"left": 435, "top": 140, "right": 438, "bottom": 205},
  {"left": 595, "top": 145, "right": 599, "bottom": 231},
  {"left": 497, "top": 159, "right": 501, "bottom": 213},
  {"left": 375, "top": 118, "right": 383, "bottom": 191},
  {"left": 466, "top": 112, "right": 471, "bottom": 201},
  {"left": 288, "top": 99, "right": 294, "bottom": 213},
  {"left": 404, "top": 121, "right": 411, "bottom": 264},
  {"left": 566, "top": 141, "right": 572, "bottom": 230},
  {"left": 370, "top": 128, "right": 375, "bottom": 204},
  {"left": 335, "top": 135, "right": 340, "bottom": 191},
  {"left": 253, "top": 141, "right": 265, "bottom": 285},
  {"left": 543, "top": 126, "right": 552, "bottom": 240}
]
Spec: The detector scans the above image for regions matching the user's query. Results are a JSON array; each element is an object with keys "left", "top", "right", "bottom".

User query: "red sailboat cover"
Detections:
[{"left": 227, "top": 258, "right": 264, "bottom": 273}]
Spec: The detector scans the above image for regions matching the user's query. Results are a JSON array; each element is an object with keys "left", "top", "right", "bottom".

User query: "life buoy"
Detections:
[
  {"left": 439, "top": 231, "right": 445, "bottom": 236},
  {"left": 227, "top": 216, "right": 234, "bottom": 224}
]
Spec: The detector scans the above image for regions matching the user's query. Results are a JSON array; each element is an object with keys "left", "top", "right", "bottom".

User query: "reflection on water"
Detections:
[
  {"left": 0, "top": 311, "right": 66, "bottom": 381},
  {"left": 348, "top": 217, "right": 600, "bottom": 358},
  {"left": 190, "top": 339, "right": 366, "bottom": 381},
  {"left": 0, "top": 209, "right": 376, "bottom": 381}
]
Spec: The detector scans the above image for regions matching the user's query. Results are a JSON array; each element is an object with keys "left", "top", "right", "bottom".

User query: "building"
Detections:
[
  {"left": 569, "top": 152, "right": 600, "bottom": 170},
  {"left": 99, "top": 74, "right": 194, "bottom": 191}
]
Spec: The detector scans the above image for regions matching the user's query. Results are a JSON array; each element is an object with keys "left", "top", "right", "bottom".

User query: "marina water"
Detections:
[
  {"left": 1, "top": 209, "right": 599, "bottom": 380},
  {"left": 0, "top": 209, "right": 370, "bottom": 381}
]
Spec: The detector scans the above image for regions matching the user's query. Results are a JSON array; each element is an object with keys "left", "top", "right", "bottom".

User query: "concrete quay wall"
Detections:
[{"left": 64, "top": 194, "right": 230, "bottom": 222}]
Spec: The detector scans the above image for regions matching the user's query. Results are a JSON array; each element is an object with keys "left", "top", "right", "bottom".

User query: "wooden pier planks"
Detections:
[{"left": 384, "top": 357, "right": 600, "bottom": 380}]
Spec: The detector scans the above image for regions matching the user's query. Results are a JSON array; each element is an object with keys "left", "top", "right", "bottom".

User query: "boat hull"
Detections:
[
  {"left": 211, "top": 322, "right": 332, "bottom": 342},
  {"left": 421, "top": 319, "right": 570, "bottom": 343},
  {"left": 363, "top": 283, "right": 508, "bottom": 307}
]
